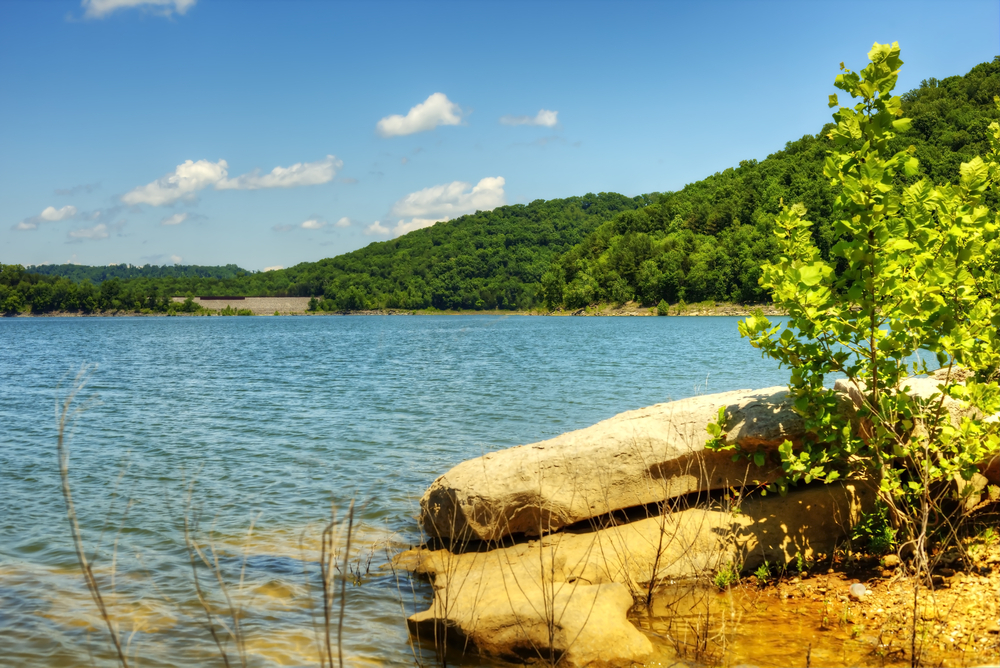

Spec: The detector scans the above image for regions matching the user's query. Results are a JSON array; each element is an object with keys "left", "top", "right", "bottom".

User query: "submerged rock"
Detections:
[
  {"left": 420, "top": 387, "right": 803, "bottom": 542},
  {"left": 401, "top": 481, "right": 873, "bottom": 667}
]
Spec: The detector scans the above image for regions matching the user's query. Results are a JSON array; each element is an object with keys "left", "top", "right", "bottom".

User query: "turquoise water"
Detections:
[{"left": 0, "top": 315, "right": 790, "bottom": 666}]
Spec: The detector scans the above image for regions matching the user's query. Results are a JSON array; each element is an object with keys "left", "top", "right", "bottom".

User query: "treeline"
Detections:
[
  {"left": 28, "top": 263, "right": 251, "bottom": 284},
  {"left": 0, "top": 264, "right": 179, "bottom": 313},
  {"left": 4, "top": 57, "right": 997, "bottom": 315}
]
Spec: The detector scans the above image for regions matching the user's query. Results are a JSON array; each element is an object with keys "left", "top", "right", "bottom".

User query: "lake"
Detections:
[{"left": 0, "top": 314, "right": 791, "bottom": 666}]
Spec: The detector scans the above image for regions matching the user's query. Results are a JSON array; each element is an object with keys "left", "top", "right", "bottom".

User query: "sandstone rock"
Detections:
[
  {"left": 401, "top": 482, "right": 872, "bottom": 667},
  {"left": 834, "top": 374, "right": 1000, "bottom": 485},
  {"left": 420, "top": 387, "right": 802, "bottom": 541},
  {"left": 405, "top": 557, "right": 653, "bottom": 667}
]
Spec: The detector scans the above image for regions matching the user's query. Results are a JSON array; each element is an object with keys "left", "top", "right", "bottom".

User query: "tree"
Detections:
[{"left": 722, "top": 43, "right": 1000, "bottom": 547}]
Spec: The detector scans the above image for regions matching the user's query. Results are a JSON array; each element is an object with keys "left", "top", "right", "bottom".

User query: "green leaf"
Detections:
[
  {"left": 828, "top": 94, "right": 839, "bottom": 108},
  {"left": 753, "top": 452, "right": 765, "bottom": 468},
  {"left": 798, "top": 264, "right": 824, "bottom": 287}
]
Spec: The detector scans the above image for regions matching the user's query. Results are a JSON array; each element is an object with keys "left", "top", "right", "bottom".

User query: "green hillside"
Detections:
[
  {"left": 544, "top": 57, "right": 1000, "bottom": 308},
  {"left": 2, "top": 57, "right": 997, "bottom": 315}
]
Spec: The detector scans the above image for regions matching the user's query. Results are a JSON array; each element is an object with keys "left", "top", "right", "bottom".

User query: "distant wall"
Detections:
[{"left": 171, "top": 296, "right": 311, "bottom": 314}]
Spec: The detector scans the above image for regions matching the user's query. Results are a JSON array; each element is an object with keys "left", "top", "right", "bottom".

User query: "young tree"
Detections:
[{"left": 725, "top": 43, "right": 1000, "bottom": 541}]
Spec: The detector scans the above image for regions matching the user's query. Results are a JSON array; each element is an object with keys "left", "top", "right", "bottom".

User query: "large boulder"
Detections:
[
  {"left": 834, "top": 370, "right": 1000, "bottom": 485},
  {"left": 420, "top": 387, "right": 804, "bottom": 542},
  {"left": 400, "top": 481, "right": 873, "bottom": 667}
]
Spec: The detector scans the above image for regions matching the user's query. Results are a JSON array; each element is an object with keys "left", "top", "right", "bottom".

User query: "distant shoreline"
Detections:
[{"left": 6, "top": 301, "right": 786, "bottom": 318}]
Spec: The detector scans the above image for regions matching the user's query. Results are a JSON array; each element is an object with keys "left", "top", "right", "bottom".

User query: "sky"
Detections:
[{"left": 1, "top": 0, "right": 997, "bottom": 272}]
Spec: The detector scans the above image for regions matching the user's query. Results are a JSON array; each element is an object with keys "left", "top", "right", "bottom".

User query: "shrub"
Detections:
[{"left": 723, "top": 44, "right": 1000, "bottom": 545}]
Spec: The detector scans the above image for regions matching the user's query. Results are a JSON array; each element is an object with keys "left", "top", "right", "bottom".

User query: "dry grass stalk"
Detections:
[{"left": 55, "top": 363, "right": 130, "bottom": 668}]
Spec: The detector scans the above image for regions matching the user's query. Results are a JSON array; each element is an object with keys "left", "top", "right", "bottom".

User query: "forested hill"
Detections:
[
  {"left": 29, "top": 263, "right": 251, "bottom": 284},
  {"left": 2, "top": 57, "right": 997, "bottom": 314},
  {"left": 0, "top": 193, "right": 646, "bottom": 313},
  {"left": 543, "top": 57, "right": 1000, "bottom": 308}
]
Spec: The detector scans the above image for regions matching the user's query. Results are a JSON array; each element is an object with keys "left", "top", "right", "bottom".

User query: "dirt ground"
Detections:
[{"left": 638, "top": 529, "right": 1000, "bottom": 667}]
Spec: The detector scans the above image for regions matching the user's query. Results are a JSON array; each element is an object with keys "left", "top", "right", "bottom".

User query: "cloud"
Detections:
[
  {"left": 377, "top": 93, "right": 462, "bottom": 137},
  {"left": 391, "top": 176, "right": 505, "bottom": 219},
  {"left": 382, "top": 177, "right": 505, "bottom": 238},
  {"left": 122, "top": 155, "right": 341, "bottom": 206},
  {"left": 14, "top": 205, "right": 79, "bottom": 230},
  {"left": 68, "top": 223, "right": 109, "bottom": 240},
  {"left": 42, "top": 205, "right": 79, "bottom": 221},
  {"left": 365, "top": 221, "right": 390, "bottom": 236},
  {"left": 160, "top": 212, "right": 189, "bottom": 226},
  {"left": 392, "top": 218, "right": 447, "bottom": 236},
  {"left": 334, "top": 217, "right": 351, "bottom": 228},
  {"left": 274, "top": 217, "right": 335, "bottom": 232},
  {"left": 340, "top": 177, "right": 358, "bottom": 185},
  {"left": 500, "top": 109, "right": 558, "bottom": 127},
  {"left": 122, "top": 159, "right": 229, "bottom": 206},
  {"left": 55, "top": 182, "right": 100, "bottom": 197},
  {"left": 81, "top": 0, "right": 196, "bottom": 19},
  {"left": 217, "top": 155, "right": 341, "bottom": 191},
  {"left": 263, "top": 265, "right": 283, "bottom": 272},
  {"left": 169, "top": 255, "right": 183, "bottom": 264}
]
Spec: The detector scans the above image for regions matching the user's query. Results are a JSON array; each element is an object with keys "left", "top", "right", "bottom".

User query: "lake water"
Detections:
[{"left": 0, "top": 315, "right": 791, "bottom": 667}]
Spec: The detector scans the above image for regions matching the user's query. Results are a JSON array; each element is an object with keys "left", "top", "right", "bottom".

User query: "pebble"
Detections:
[
  {"left": 883, "top": 554, "right": 900, "bottom": 568},
  {"left": 849, "top": 583, "right": 867, "bottom": 600}
]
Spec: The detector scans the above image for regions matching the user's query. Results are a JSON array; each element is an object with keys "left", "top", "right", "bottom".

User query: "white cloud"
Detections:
[
  {"left": 334, "top": 217, "right": 351, "bottom": 228},
  {"left": 41, "top": 205, "right": 80, "bottom": 221},
  {"left": 376, "top": 93, "right": 462, "bottom": 137},
  {"left": 68, "top": 223, "right": 109, "bottom": 240},
  {"left": 82, "top": 0, "right": 196, "bottom": 19},
  {"left": 122, "top": 155, "right": 341, "bottom": 207},
  {"left": 14, "top": 205, "right": 79, "bottom": 230},
  {"left": 500, "top": 109, "right": 559, "bottom": 127},
  {"left": 263, "top": 265, "right": 284, "bottom": 272},
  {"left": 365, "top": 221, "right": 390, "bottom": 236},
  {"left": 391, "top": 176, "right": 505, "bottom": 219},
  {"left": 122, "top": 159, "right": 229, "bottom": 206},
  {"left": 301, "top": 218, "right": 325, "bottom": 230},
  {"left": 392, "top": 217, "right": 447, "bottom": 237},
  {"left": 217, "top": 155, "right": 341, "bottom": 191},
  {"left": 160, "top": 212, "right": 189, "bottom": 226},
  {"left": 169, "top": 255, "right": 183, "bottom": 264}
]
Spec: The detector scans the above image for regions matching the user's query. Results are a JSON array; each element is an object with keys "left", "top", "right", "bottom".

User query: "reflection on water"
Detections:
[{"left": 0, "top": 315, "right": 792, "bottom": 666}]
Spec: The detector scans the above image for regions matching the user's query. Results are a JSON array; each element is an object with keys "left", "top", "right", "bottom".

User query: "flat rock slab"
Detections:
[
  {"left": 420, "top": 387, "right": 803, "bottom": 542},
  {"left": 400, "top": 482, "right": 873, "bottom": 667}
]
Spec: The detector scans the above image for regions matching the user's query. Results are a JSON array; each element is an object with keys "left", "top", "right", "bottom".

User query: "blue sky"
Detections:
[{"left": 2, "top": 0, "right": 997, "bottom": 271}]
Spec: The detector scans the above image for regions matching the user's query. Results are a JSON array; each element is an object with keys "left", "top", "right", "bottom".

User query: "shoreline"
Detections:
[{"left": 5, "top": 301, "right": 787, "bottom": 318}]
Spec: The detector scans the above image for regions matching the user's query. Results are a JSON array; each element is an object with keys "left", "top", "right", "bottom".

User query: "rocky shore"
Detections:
[
  {"left": 398, "top": 377, "right": 1000, "bottom": 667},
  {"left": 8, "top": 301, "right": 785, "bottom": 318}
]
